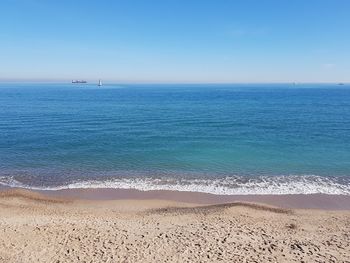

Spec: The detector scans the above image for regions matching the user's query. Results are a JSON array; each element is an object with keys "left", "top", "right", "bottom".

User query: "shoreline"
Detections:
[{"left": 2, "top": 186, "right": 350, "bottom": 210}]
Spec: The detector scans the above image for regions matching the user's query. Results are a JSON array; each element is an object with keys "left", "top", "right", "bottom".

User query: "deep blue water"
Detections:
[{"left": 0, "top": 83, "right": 349, "bottom": 194}]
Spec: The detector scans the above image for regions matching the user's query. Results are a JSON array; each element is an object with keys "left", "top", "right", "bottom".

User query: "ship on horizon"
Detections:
[
  {"left": 72, "top": 80, "right": 87, "bottom": 84},
  {"left": 98, "top": 79, "right": 102, "bottom": 86}
]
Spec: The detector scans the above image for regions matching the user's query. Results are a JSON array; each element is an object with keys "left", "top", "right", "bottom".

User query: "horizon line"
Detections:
[{"left": 0, "top": 79, "right": 348, "bottom": 85}]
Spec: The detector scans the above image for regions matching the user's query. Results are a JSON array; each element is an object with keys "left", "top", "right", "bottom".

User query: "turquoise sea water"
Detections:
[{"left": 0, "top": 83, "right": 349, "bottom": 194}]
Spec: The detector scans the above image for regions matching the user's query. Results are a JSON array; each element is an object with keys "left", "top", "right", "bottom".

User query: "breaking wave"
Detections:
[{"left": 1, "top": 175, "right": 349, "bottom": 195}]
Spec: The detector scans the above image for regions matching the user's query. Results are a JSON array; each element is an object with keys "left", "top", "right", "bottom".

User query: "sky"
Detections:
[{"left": 0, "top": 0, "right": 349, "bottom": 83}]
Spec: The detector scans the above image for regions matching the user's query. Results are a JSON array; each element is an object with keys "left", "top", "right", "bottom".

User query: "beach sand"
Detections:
[{"left": 0, "top": 189, "right": 349, "bottom": 262}]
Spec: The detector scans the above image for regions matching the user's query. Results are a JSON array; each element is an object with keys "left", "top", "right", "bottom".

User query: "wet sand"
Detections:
[
  {"left": 0, "top": 188, "right": 350, "bottom": 262},
  {"left": 39, "top": 187, "right": 350, "bottom": 210}
]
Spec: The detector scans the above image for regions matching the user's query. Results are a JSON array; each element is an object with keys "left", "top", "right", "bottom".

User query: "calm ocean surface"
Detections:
[{"left": 0, "top": 83, "right": 349, "bottom": 194}]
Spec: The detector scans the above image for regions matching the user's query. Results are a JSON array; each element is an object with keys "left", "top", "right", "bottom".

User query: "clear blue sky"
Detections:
[{"left": 0, "top": 0, "right": 349, "bottom": 83}]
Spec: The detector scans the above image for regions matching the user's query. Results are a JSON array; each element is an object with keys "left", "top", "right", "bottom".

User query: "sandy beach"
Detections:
[{"left": 0, "top": 189, "right": 349, "bottom": 262}]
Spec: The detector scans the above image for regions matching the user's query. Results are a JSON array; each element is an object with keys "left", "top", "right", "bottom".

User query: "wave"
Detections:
[{"left": 1, "top": 175, "right": 349, "bottom": 195}]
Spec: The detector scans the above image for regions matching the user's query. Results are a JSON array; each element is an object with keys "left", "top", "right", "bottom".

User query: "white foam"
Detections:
[{"left": 1, "top": 175, "right": 349, "bottom": 195}]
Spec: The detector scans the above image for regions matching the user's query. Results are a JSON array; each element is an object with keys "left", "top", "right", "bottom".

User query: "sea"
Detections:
[{"left": 0, "top": 83, "right": 349, "bottom": 195}]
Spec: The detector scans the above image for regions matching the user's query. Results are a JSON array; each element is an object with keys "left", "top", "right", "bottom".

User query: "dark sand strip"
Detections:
[{"left": 1, "top": 186, "right": 349, "bottom": 210}]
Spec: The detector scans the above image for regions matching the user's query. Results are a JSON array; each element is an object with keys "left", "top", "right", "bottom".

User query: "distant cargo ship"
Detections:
[{"left": 72, "top": 80, "right": 87, "bottom": 84}]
